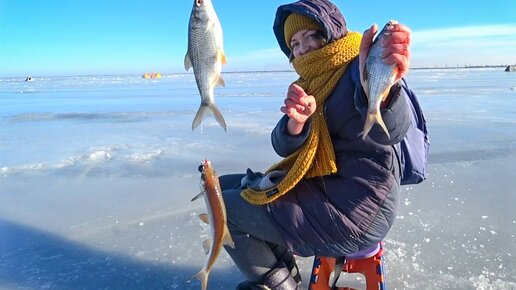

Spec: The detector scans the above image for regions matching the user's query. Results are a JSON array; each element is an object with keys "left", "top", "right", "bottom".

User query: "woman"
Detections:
[{"left": 219, "top": 0, "right": 413, "bottom": 289}]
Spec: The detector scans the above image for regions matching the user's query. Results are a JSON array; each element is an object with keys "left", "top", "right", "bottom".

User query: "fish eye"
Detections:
[{"left": 198, "top": 164, "right": 204, "bottom": 172}]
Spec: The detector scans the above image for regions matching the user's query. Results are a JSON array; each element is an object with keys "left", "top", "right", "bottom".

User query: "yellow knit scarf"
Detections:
[{"left": 241, "top": 32, "right": 362, "bottom": 205}]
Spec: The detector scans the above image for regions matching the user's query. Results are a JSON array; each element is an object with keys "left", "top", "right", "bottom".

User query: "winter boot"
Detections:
[
  {"left": 236, "top": 262, "right": 299, "bottom": 290},
  {"left": 267, "top": 242, "right": 301, "bottom": 285},
  {"left": 235, "top": 280, "right": 267, "bottom": 290},
  {"left": 277, "top": 249, "right": 301, "bottom": 285}
]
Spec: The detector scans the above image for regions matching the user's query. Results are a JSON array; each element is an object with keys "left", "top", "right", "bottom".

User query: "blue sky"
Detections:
[{"left": 1, "top": 0, "right": 515, "bottom": 77}]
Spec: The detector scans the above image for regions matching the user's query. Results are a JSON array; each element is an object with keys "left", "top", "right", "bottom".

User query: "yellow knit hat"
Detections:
[{"left": 284, "top": 13, "right": 322, "bottom": 49}]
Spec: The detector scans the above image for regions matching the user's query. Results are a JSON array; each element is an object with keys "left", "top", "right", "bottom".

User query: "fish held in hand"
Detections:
[
  {"left": 191, "top": 159, "right": 234, "bottom": 290},
  {"left": 185, "top": 0, "right": 227, "bottom": 132},
  {"left": 360, "top": 20, "right": 399, "bottom": 139}
]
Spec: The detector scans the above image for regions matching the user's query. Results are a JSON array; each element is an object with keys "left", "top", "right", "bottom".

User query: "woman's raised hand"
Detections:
[{"left": 281, "top": 83, "right": 316, "bottom": 135}]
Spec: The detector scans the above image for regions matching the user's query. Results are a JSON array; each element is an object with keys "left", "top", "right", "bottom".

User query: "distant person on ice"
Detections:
[{"left": 217, "top": 0, "right": 414, "bottom": 288}]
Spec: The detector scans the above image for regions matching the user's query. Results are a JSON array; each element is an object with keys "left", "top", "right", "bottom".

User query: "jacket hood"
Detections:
[{"left": 273, "top": 0, "right": 348, "bottom": 57}]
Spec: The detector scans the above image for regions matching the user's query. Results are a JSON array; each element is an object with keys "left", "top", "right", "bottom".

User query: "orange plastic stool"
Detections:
[{"left": 308, "top": 243, "right": 386, "bottom": 290}]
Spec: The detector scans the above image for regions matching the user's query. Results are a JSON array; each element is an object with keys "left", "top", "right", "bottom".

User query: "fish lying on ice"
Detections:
[
  {"left": 191, "top": 159, "right": 234, "bottom": 290},
  {"left": 185, "top": 0, "right": 227, "bottom": 132},
  {"left": 359, "top": 20, "right": 399, "bottom": 139}
]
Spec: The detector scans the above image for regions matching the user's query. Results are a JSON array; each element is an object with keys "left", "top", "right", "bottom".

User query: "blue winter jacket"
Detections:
[{"left": 265, "top": 0, "right": 412, "bottom": 257}]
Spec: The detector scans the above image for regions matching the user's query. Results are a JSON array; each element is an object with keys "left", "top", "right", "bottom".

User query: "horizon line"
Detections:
[{"left": 1, "top": 64, "right": 514, "bottom": 79}]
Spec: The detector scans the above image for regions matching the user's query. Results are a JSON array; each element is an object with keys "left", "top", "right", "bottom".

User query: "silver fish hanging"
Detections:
[
  {"left": 359, "top": 20, "right": 399, "bottom": 139},
  {"left": 185, "top": 0, "right": 227, "bottom": 132}
]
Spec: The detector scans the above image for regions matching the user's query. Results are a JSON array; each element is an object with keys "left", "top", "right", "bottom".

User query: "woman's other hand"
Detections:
[{"left": 281, "top": 83, "right": 316, "bottom": 135}]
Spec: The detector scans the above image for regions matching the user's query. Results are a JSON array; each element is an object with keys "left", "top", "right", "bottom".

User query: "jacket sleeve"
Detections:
[
  {"left": 271, "top": 114, "right": 311, "bottom": 157},
  {"left": 354, "top": 80, "right": 411, "bottom": 145}
]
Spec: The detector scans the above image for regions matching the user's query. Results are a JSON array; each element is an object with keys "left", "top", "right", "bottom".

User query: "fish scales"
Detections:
[
  {"left": 188, "top": 9, "right": 220, "bottom": 98},
  {"left": 202, "top": 161, "right": 226, "bottom": 271}
]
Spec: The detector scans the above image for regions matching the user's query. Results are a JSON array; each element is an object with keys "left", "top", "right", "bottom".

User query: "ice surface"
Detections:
[{"left": 1, "top": 68, "right": 515, "bottom": 289}]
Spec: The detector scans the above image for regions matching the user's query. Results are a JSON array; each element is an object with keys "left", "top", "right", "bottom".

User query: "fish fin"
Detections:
[
  {"left": 210, "top": 103, "right": 227, "bottom": 132},
  {"left": 192, "top": 104, "right": 210, "bottom": 131},
  {"left": 192, "top": 103, "right": 227, "bottom": 132},
  {"left": 358, "top": 113, "right": 375, "bottom": 139},
  {"left": 191, "top": 191, "right": 204, "bottom": 202},
  {"left": 214, "top": 74, "right": 225, "bottom": 87},
  {"left": 193, "top": 267, "right": 209, "bottom": 290},
  {"left": 184, "top": 52, "right": 192, "bottom": 71},
  {"left": 389, "top": 65, "right": 399, "bottom": 88},
  {"left": 205, "top": 20, "right": 214, "bottom": 34},
  {"left": 219, "top": 49, "right": 227, "bottom": 65},
  {"left": 391, "top": 64, "right": 399, "bottom": 80},
  {"left": 379, "top": 84, "right": 392, "bottom": 102},
  {"left": 359, "top": 111, "right": 390, "bottom": 140},
  {"left": 223, "top": 224, "right": 235, "bottom": 249},
  {"left": 202, "top": 239, "right": 211, "bottom": 255},
  {"left": 199, "top": 213, "right": 210, "bottom": 224}
]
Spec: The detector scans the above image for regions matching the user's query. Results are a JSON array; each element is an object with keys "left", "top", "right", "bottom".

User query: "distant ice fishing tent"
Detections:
[
  {"left": 142, "top": 72, "right": 162, "bottom": 78},
  {"left": 505, "top": 65, "right": 516, "bottom": 72}
]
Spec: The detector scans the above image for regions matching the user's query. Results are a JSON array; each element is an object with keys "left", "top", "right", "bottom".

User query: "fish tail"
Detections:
[
  {"left": 359, "top": 111, "right": 390, "bottom": 139},
  {"left": 193, "top": 267, "right": 209, "bottom": 290},
  {"left": 192, "top": 103, "right": 227, "bottom": 132},
  {"left": 210, "top": 103, "right": 227, "bottom": 132},
  {"left": 192, "top": 104, "right": 209, "bottom": 131}
]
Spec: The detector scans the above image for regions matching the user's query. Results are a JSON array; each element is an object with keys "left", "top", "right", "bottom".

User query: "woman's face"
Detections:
[{"left": 290, "top": 29, "right": 325, "bottom": 58}]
